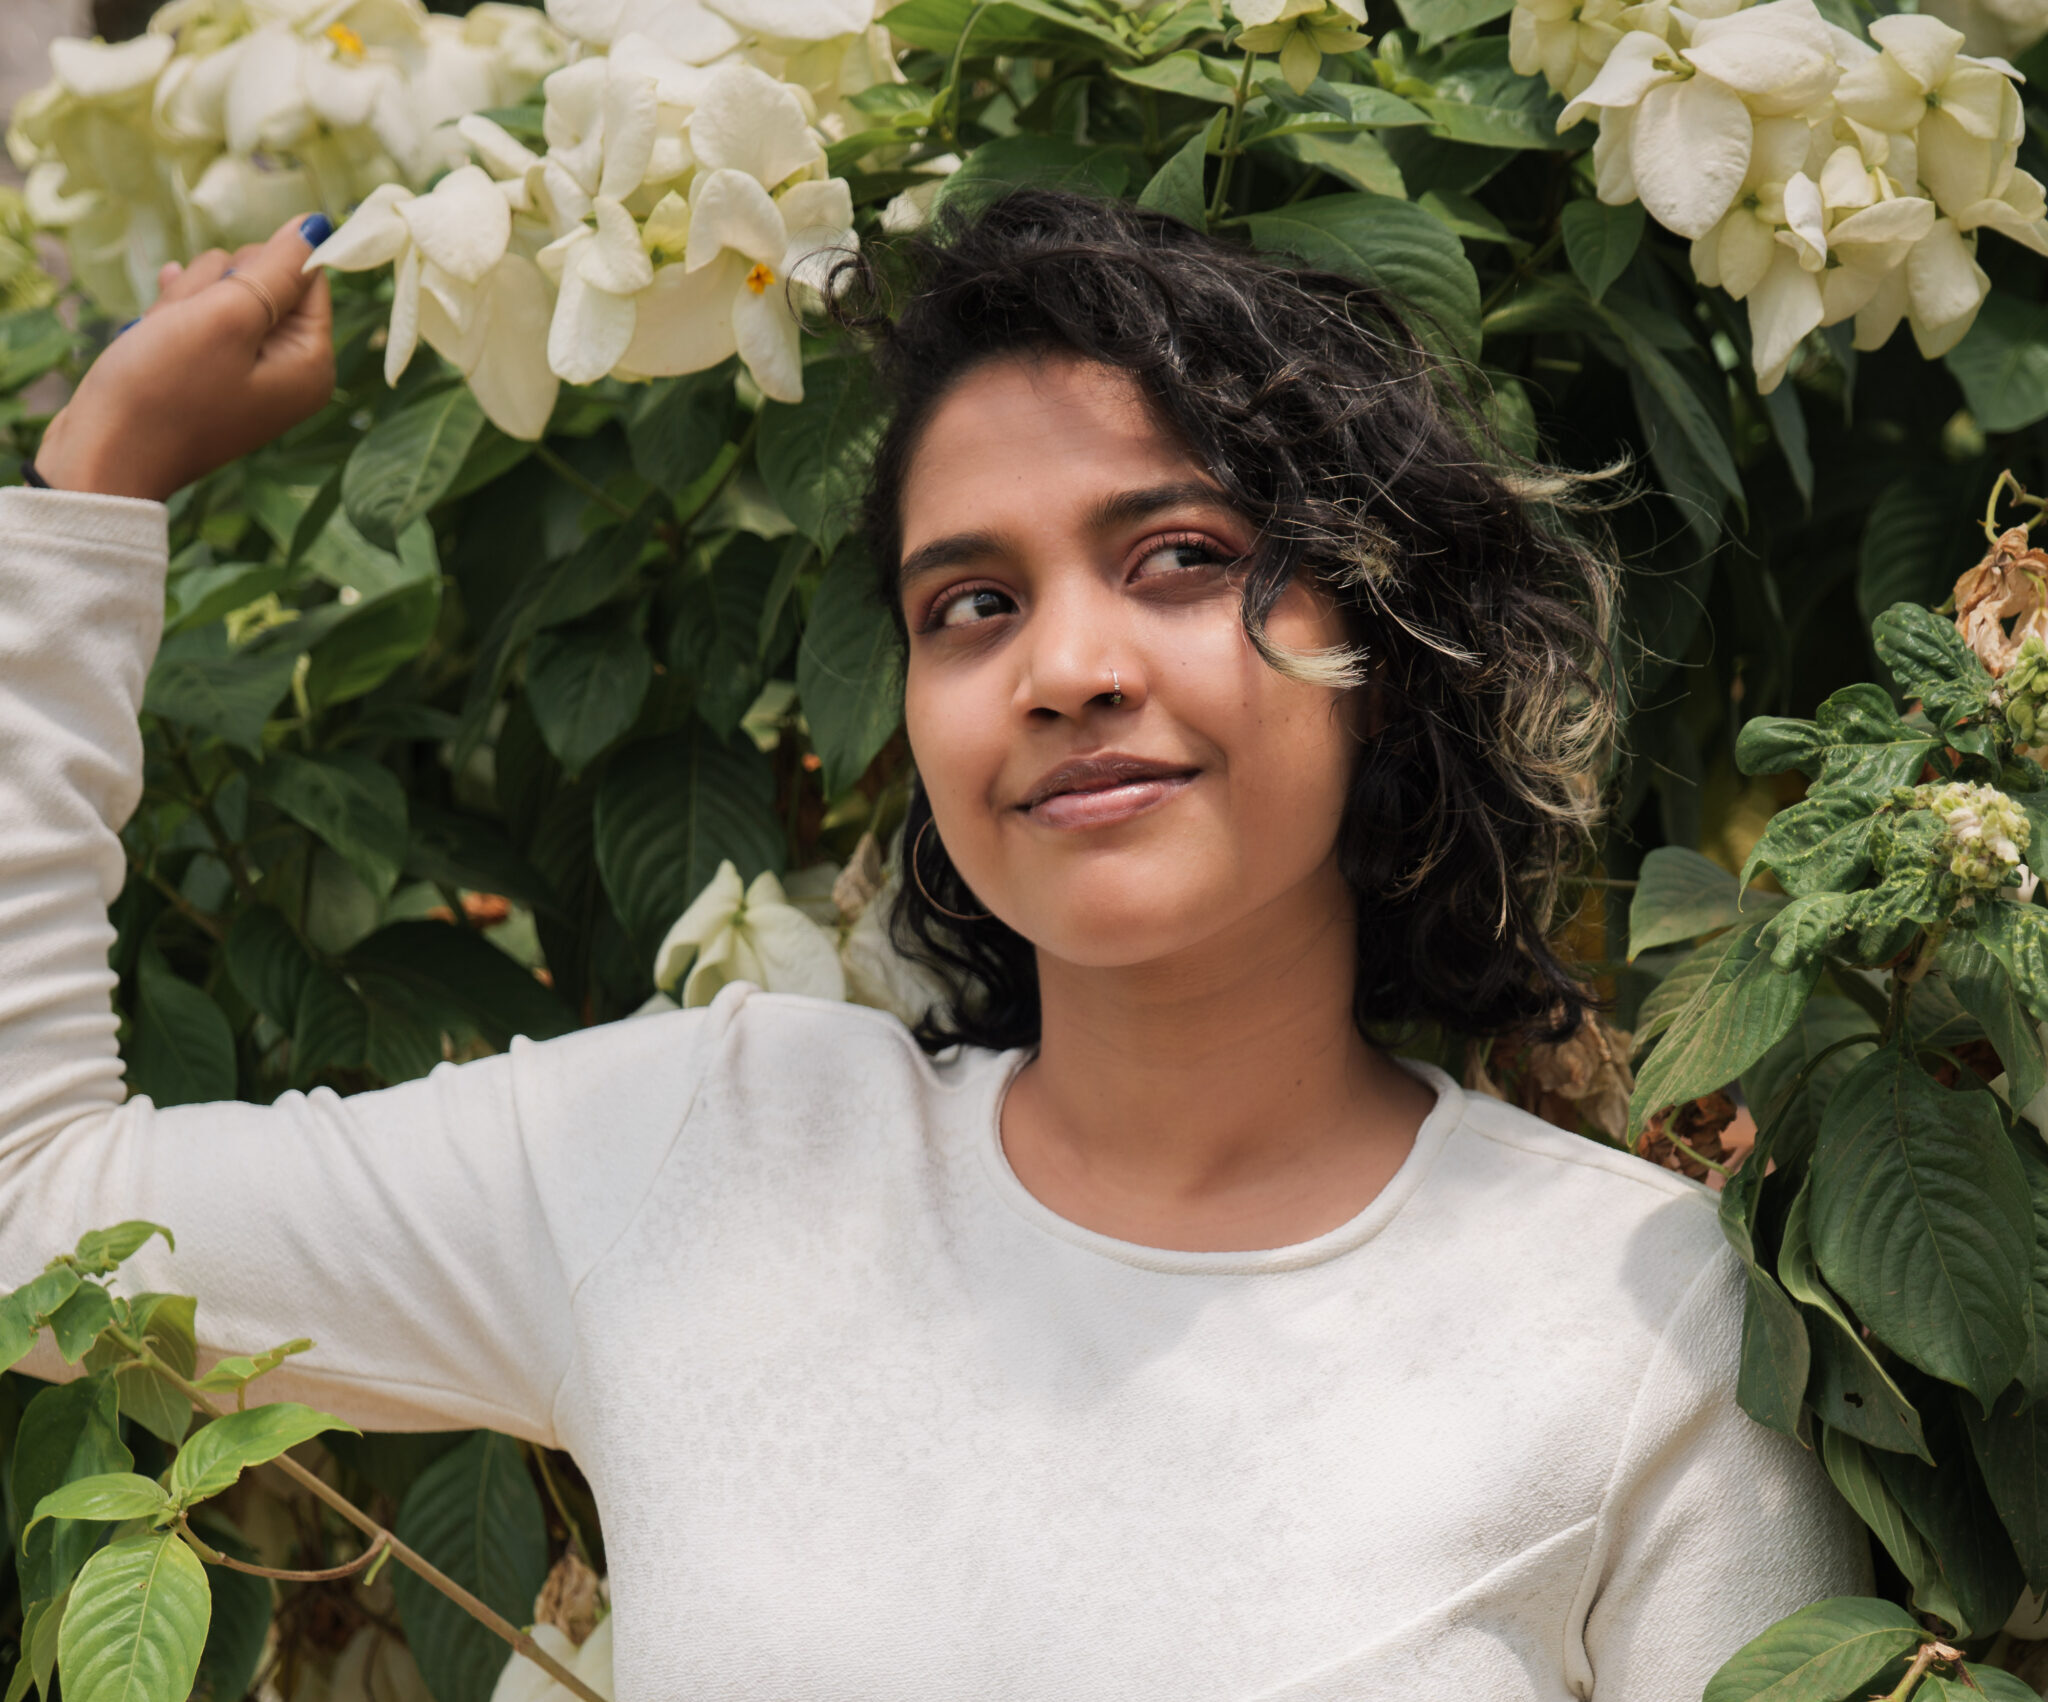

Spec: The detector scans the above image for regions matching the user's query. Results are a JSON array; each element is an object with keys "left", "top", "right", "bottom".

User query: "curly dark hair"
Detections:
[{"left": 831, "top": 188, "right": 1617, "bottom": 1055}]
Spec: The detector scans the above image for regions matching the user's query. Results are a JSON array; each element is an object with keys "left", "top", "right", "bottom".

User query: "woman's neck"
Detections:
[{"left": 999, "top": 864, "right": 1437, "bottom": 1252}]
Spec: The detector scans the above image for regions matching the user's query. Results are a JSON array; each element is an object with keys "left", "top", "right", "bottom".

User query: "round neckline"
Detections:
[{"left": 974, "top": 1053, "right": 1462, "bottom": 1275}]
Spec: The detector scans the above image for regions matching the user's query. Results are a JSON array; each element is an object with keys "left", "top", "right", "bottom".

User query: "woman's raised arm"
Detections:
[{"left": 0, "top": 220, "right": 710, "bottom": 1442}]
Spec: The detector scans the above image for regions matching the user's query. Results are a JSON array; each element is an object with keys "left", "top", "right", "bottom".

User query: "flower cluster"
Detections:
[
  {"left": 642, "top": 838, "right": 949, "bottom": 1029},
  {"left": 0, "top": 188, "right": 60, "bottom": 315},
  {"left": 5, "top": 0, "right": 564, "bottom": 318},
  {"left": 2003, "top": 633, "right": 2048, "bottom": 743},
  {"left": 1910, "top": 779, "right": 2031, "bottom": 888},
  {"left": 1512, "top": 0, "right": 2048, "bottom": 388},
  {"left": 307, "top": 0, "right": 885, "bottom": 437},
  {"left": 1229, "top": 0, "right": 1371, "bottom": 94}
]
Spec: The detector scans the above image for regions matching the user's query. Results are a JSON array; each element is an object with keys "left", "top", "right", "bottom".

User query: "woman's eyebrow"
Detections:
[
  {"left": 899, "top": 527, "right": 1005, "bottom": 590},
  {"left": 1084, "top": 480, "right": 1237, "bottom": 531}
]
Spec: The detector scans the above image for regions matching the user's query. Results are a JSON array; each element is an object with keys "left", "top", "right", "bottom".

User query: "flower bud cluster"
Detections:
[
  {"left": 6, "top": 0, "right": 564, "bottom": 318},
  {"left": 1909, "top": 778, "right": 2032, "bottom": 887},
  {"left": 307, "top": 0, "right": 894, "bottom": 437},
  {"left": 2003, "top": 634, "right": 2048, "bottom": 744},
  {"left": 1510, "top": 0, "right": 2048, "bottom": 390}
]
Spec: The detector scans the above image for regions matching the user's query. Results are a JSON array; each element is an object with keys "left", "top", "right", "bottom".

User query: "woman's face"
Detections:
[{"left": 898, "top": 352, "right": 1360, "bottom": 971}]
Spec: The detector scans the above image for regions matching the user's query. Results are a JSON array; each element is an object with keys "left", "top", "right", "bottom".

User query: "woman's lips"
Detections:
[{"left": 1026, "top": 773, "right": 1195, "bottom": 829}]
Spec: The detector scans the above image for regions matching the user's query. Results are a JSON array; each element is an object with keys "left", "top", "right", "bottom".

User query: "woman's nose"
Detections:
[{"left": 1016, "top": 587, "right": 1144, "bottom": 720}]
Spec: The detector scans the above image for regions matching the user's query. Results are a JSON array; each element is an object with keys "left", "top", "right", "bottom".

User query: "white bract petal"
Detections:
[
  {"left": 386, "top": 243, "right": 423, "bottom": 387},
  {"left": 618, "top": 252, "right": 742, "bottom": 377},
  {"left": 1748, "top": 245, "right": 1824, "bottom": 387},
  {"left": 398, "top": 164, "right": 512, "bottom": 284},
  {"left": 306, "top": 181, "right": 415, "bottom": 272},
  {"left": 548, "top": 246, "right": 639, "bottom": 384},
  {"left": 1905, "top": 215, "right": 1990, "bottom": 354},
  {"left": 459, "top": 112, "right": 542, "bottom": 180},
  {"left": 582, "top": 196, "right": 656, "bottom": 295},
  {"left": 734, "top": 277, "right": 804, "bottom": 402},
  {"left": 436, "top": 255, "right": 563, "bottom": 441},
  {"left": 688, "top": 167, "right": 789, "bottom": 269},
  {"left": 1558, "top": 28, "right": 1673, "bottom": 130},
  {"left": 1681, "top": 0, "right": 1836, "bottom": 114},
  {"left": 51, "top": 34, "right": 173, "bottom": 101},
  {"left": 689, "top": 63, "right": 823, "bottom": 188},
  {"left": 1633, "top": 73, "right": 1752, "bottom": 237},
  {"left": 705, "top": 0, "right": 875, "bottom": 36}
]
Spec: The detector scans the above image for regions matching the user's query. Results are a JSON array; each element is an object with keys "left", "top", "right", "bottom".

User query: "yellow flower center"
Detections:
[
  {"left": 325, "top": 22, "right": 365, "bottom": 59},
  {"left": 746, "top": 262, "right": 776, "bottom": 295}
]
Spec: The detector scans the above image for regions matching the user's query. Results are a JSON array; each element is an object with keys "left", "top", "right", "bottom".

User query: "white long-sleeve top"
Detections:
[{"left": 0, "top": 486, "right": 1865, "bottom": 1701}]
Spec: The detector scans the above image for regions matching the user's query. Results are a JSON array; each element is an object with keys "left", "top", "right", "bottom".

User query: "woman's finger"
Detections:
[
  {"left": 159, "top": 249, "right": 228, "bottom": 304},
  {"left": 212, "top": 216, "right": 332, "bottom": 348}
]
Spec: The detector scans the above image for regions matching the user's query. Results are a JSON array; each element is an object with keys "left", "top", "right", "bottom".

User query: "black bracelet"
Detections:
[{"left": 20, "top": 459, "right": 48, "bottom": 489}]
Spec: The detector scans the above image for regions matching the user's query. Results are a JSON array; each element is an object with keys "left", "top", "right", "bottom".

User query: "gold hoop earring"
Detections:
[{"left": 911, "top": 816, "right": 992, "bottom": 923}]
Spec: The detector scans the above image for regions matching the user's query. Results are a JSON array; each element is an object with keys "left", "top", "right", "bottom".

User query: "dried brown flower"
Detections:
[
  {"left": 1954, "top": 524, "right": 2048, "bottom": 677},
  {"left": 535, "top": 1553, "right": 606, "bottom": 1648},
  {"left": 1466, "top": 1011, "right": 1636, "bottom": 1146}
]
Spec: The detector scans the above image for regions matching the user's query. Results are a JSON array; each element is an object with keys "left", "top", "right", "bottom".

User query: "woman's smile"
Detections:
[{"left": 1016, "top": 755, "right": 1201, "bottom": 830}]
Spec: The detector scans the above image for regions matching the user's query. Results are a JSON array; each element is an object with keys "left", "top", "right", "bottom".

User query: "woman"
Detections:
[{"left": 1, "top": 189, "right": 1862, "bottom": 1699}]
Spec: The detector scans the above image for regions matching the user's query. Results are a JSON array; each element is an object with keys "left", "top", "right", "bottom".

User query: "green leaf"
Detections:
[
  {"left": 72, "top": 1223, "right": 172, "bottom": 1277},
  {"left": 886, "top": 0, "right": 1131, "bottom": 57},
  {"left": 169, "top": 1404, "right": 355, "bottom": 1507},
  {"left": 1110, "top": 50, "right": 1244, "bottom": 103},
  {"left": 1760, "top": 379, "right": 1813, "bottom": 509},
  {"left": 1810, "top": 1046, "right": 2030, "bottom": 1410},
  {"left": 1411, "top": 39, "right": 1583, "bottom": 149},
  {"left": 9, "top": 1592, "right": 63, "bottom": 1702},
  {"left": 1632, "top": 932, "right": 1744, "bottom": 1052},
  {"left": 142, "top": 627, "right": 300, "bottom": 755},
  {"left": 1560, "top": 199, "right": 1642, "bottom": 305},
  {"left": 1964, "top": 900, "right": 2048, "bottom": 1025},
  {"left": 0, "top": 1267, "right": 76, "bottom": 1372},
  {"left": 345, "top": 920, "right": 574, "bottom": 1050},
  {"left": 189, "top": 1513, "right": 272, "bottom": 1702},
  {"left": 797, "top": 542, "right": 903, "bottom": 796},
  {"left": 1394, "top": 0, "right": 1513, "bottom": 48},
  {"left": 125, "top": 947, "right": 235, "bottom": 1108},
  {"left": 1629, "top": 918, "right": 1821, "bottom": 1133},
  {"left": 13, "top": 1374, "right": 132, "bottom": 1602},
  {"left": 1267, "top": 129, "right": 1408, "bottom": 197},
  {"left": 0, "top": 308, "right": 74, "bottom": 391},
  {"left": 526, "top": 617, "right": 653, "bottom": 777},
  {"left": 259, "top": 750, "right": 410, "bottom": 900},
  {"left": 1817, "top": 1426, "right": 1961, "bottom": 1626},
  {"left": 304, "top": 577, "right": 443, "bottom": 710},
  {"left": 1780, "top": 1183, "right": 1930, "bottom": 1461},
  {"left": 593, "top": 724, "right": 785, "bottom": 961},
  {"left": 102, "top": 1294, "right": 199, "bottom": 1449},
  {"left": 1702, "top": 1596, "right": 1921, "bottom": 1702},
  {"left": 192, "top": 1338, "right": 313, "bottom": 1396},
  {"left": 1719, "top": 1159, "right": 1810, "bottom": 1437},
  {"left": 669, "top": 534, "right": 780, "bottom": 736},
  {"left": 1933, "top": 1665, "right": 2045, "bottom": 1700},
  {"left": 1137, "top": 125, "right": 1212, "bottom": 228},
  {"left": 1859, "top": 480, "right": 1970, "bottom": 633},
  {"left": 2013, "top": 1135, "right": 2048, "bottom": 1405},
  {"left": 223, "top": 905, "right": 313, "bottom": 1033},
  {"left": 1245, "top": 193, "right": 1481, "bottom": 363},
  {"left": 933, "top": 135, "right": 1135, "bottom": 211},
  {"left": 756, "top": 357, "right": 882, "bottom": 557},
  {"left": 1625, "top": 340, "right": 1743, "bottom": 548},
  {"left": 626, "top": 365, "right": 735, "bottom": 497},
  {"left": 1967, "top": 1393, "right": 2048, "bottom": 1593},
  {"left": 46, "top": 1285, "right": 118, "bottom": 1365},
  {"left": 27, "top": 1475, "right": 171, "bottom": 1536},
  {"left": 1945, "top": 292, "right": 2048, "bottom": 434},
  {"left": 342, "top": 384, "right": 486, "bottom": 550},
  {"left": 1627, "top": 846, "right": 1750, "bottom": 957},
  {"left": 1871, "top": 602, "right": 1994, "bottom": 739},
  {"left": 1871, "top": 1392, "right": 2025, "bottom": 1636},
  {"left": 1939, "top": 934, "right": 2046, "bottom": 1111},
  {"left": 57, "top": 1533, "right": 211, "bottom": 1702},
  {"left": 392, "top": 1433, "right": 549, "bottom": 1702},
  {"left": 1740, "top": 792, "right": 1881, "bottom": 900}
]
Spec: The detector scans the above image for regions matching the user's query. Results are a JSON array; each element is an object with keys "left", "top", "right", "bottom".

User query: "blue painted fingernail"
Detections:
[
  {"left": 116, "top": 317, "right": 139, "bottom": 336},
  {"left": 299, "top": 212, "right": 333, "bottom": 247}
]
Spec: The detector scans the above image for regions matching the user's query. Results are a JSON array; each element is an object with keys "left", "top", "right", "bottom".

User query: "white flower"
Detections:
[
  {"left": 1231, "top": 0, "right": 1371, "bottom": 93},
  {"left": 839, "top": 874, "right": 950, "bottom": 1028},
  {"left": 653, "top": 860, "right": 847, "bottom": 1006},
  {"left": 489, "top": 1617, "right": 615, "bottom": 1702},
  {"left": 1923, "top": 0, "right": 2048, "bottom": 61},
  {"left": 1510, "top": 0, "right": 1631, "bottom": 100},
  {"left": 1560, "top": 0, "right": 1839, "bottom": 239}
]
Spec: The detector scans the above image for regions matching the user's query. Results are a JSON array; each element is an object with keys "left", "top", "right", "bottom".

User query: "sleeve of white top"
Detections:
[
  {"left": 1574, "top": 1248, "right": 1874, "bottom": 1700},
  {"left": 0, "top": 488, "right": 713, "bottom": 1444}
]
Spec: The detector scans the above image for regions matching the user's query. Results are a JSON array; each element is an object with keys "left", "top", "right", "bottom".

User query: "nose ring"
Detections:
[{"left": 1108, "top": 670, "right": 1123, "bottom": 707}]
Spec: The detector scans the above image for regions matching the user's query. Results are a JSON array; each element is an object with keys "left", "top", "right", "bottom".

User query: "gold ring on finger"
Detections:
[{"left": 222, "top": 270, "right": 280, "bottom": 331}]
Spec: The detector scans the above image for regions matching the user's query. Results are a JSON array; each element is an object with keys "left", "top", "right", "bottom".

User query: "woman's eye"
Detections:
[
  {"left": 931, "top": 586, "right": 1016, "bottom": 629},
  {"left": 1132, "top": 536, "right": 1231, "bottom": 580}
]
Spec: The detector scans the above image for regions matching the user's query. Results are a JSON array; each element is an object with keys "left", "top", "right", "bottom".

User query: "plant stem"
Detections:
[
  {"left": 535, "top": 444, "right": 636, "bottom": 523},
  {"left": 118, "top": 1335, "right": 608, "bottom": 1702},
  {"left": 179, "top": 1515, "right": 390, "bottom": 1583},
  {"left": 1207, "top": 51, "right": 1260, "bottom": 228},
  {"left": 136, "top": 865, "right": 228, "bottom": 943},
  {"left": 941, "top": 2, "right": 995, "bottom": 145},
  {"left": 1480, "top": 228, "right": 1564, "bottom": 318},
  {"left": 1664, "top": 1136, "right": 1730, "bottom": 1179},
  {"left": 1882, "top": 1642, "right": 1943, "bottom": 1702},
  {"left": 170, "top": 747, "right": 257, "bottom": 901},
  {"left": 676, "top": 413, "right": 759, "bottom": 536},
  {"left": 530, "top": 1444, "right": 594, "bottom": 1567}
]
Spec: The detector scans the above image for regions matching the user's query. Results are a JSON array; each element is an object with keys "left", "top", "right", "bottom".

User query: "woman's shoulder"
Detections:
[{"left": 1422, "top": 1073, "right": 1738, "bottom": 1332}]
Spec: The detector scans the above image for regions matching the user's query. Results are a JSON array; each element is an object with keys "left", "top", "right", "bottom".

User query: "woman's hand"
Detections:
[{"left": 33, "top": 214, "right": 337, "bottom": 503}]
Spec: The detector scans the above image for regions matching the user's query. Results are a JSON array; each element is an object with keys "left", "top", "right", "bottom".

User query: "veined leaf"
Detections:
[
  {"left": 797, "top": 541, "right": 902, "bottom": 797},
  {"left": 756, "top": 356, "right": 882, "bottom": 557},
  {"left": 46, "top": 1284, "right": 117, "bottom": 1365},
  {"left": 1810, "top": 1047, "right": 2030, "bottom": 1410},
  {"left": 1871, "top": 602, "right": 1995, "bottom": 740},
  {"left": 169, "top": 1404, "right": 356, "bottom": 1507},
  {"left": 526, "top": 616, "right": 653, "bottom": 778},
  {"left": 72, "top": 1222, "right": 171, "bottom": 1276},
  {"left": 1560, "top": 199, "right": 1642, "bottom": 304},
  {"left": 28, "top": 1473, "right": 170, "bottom": 1536},
  {"left": 1870, "top": 1391, "right": 2025, "bottom": 1636},
  {"left": 57, "top": 1533, "right": 210, "bottom": 1702},
  {"left": 342, "top": 383, "right": 485, "bottom": 550},
  {"left": 13, "top": 1375, "right": 132, "bottom": 1602},
  {"left": 392, "top": 1433, "right": 549, "bottom": 1702},
  {"left": 1702, "top": 1596, "right": 1921, "bottom": 1702},
  {"left": 1938, "top": 934, "right": 2046, "bottom": 1112},
  {"left": 1966, "top": 901, "right": 2048, "bottom": 1026},
  {"left": 126, "top": 947, "right": 235, "bottom": 1109},
  {"left": 1818, "top": 1426, "right": 1962, "bottom": 1628},
  {"left": 1719, "top": 1156, "right": 1809, "bottom": 1437},
  {"left": 1137, "top": 125, "right": 1211, "bottom": 228},
  {"left": 1740, "top": 792, "right": 1881, "bottom": 899},
  {"left": 1629, "top": 918, "right": 1820, "bottom": 1134},
  {"left": 1627, "top": 846, "right": 1755, "bottom": 958},
  {"left": 1966, "top": 1393, "right": 2048, "bottom": 1594},
  {"left": 259, "top": 750, "right": 409, "bottom": 900}
]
